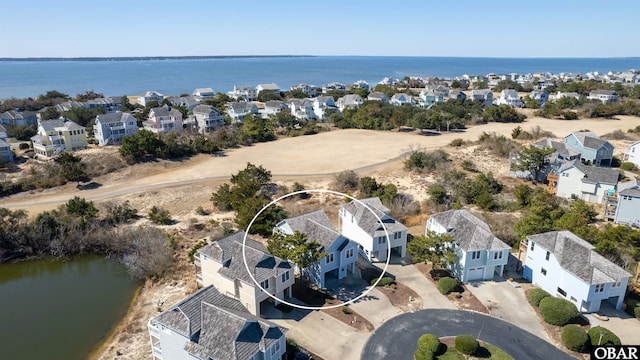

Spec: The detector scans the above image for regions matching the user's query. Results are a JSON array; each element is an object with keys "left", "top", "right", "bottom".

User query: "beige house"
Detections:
[
  {"left": 30, "top": 118, "right": 87, "bottom": 159},
  {"left": 195, "top": 231, "right": 294, "bottom": 315},
  {"left": 143, "top": 105, "right": 183, "bottom": 135}
]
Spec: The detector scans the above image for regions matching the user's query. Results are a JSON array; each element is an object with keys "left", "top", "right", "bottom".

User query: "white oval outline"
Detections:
[{"left": 242, "top": 189, "right": 392, "bottom": 310}]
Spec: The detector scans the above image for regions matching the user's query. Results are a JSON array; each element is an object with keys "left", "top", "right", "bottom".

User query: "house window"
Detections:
[
  {"left": 613, "top": 280, "right": 621, "bottom": 288},
  {"left": 346, "top": 248, "right": 354, "bottom": 259},
  {"left": 281, "top": 271, "right": 289, "bottom": 283},
  {"left": 270, "top": 341, "right": 280, "bottom": 356},
  {"left": 471, "top": 251, "right": 481, "bottom": 260},
  {"left": 394, "top": 232, "right": 401, "bottom": 240},
  {"left": 557, "top": 287, "right": 567, "bottom": 297},
  {"left": 530, "top": 242, "right": 535, "bottom": 251},
  {"left": 541, "top": 268, "right": 547, "bottom": 276},
  {"left": 570, "top": 296, "right": 577, "bottom": 303},
  {"left": 562, "top": 173, "right": 569, "bottom": 177},
  {"left": 326, "top": 253, "right": 334, "bottom": 264},
  {"left": 378, "top": 237, "right": 386, "bottom": 244},
  {"left": 260, "top": 279, "right": 269, "bottom": 290},
  {"left": 595, "top": 283, "right": 605, "bottom": 293},
  {"left": 545, "top": 251, "right": 550, "bottom": 261},
  {"left": 493, "top": 251, "right": 503, "bottom": 260}
]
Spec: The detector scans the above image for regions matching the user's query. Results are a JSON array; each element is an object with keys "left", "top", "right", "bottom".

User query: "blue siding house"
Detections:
[
  {"left": 613, "top": 179, "right": 640, "bottom": 227},
  {"left": 563, "top": 131, "right": 614, "bottom": 167}
]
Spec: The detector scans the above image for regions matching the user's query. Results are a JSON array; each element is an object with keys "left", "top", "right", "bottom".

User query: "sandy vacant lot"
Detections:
[{"left": 2, "top": 115, "right": 639, "bottom": 214}]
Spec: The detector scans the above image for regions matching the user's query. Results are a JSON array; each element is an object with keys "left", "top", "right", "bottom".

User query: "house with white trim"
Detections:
[
  {"left": 563, "top": 131, "right": 614, "bottom": 167},
  {"left": 390, "top": 93, "right": 415, "bottom": 106},
  {"left": 137, "top": 91, "right": 164, "bottom": 107},
  {"left": 192, "top": 105, "right": 224, "bottom": 133},
  {"left": 530, "top": 90, "right": 549, "bottom": 106},
  {"left": 587, "top": 90, "right": 619, "bottom": 103},
  {"left": 312, "top": 96, "right": 337, "bottom": 120},
  {"left": 192, "top": 87, "right": 215, "bottom": 99},
  {"left": 262, "top": 100, "right": 288, "bottom": 118},
  {"left": 622, "top": 141, "right": 640, "bottom": 168},
  {"left": 522, "top": 231, "right": 630, "bottom": 313},
  {"left": 148, "top": 285, "right": 287, "bottom": 360},
  {"left": 612, "top": 179, "right": 640, "bottom": 227},
  {"left": 227, "top": 102, "right": 259, "bottom": 123},
  {"left": 143, "top": 105, "right": 183, "bottom": 135},
  {"left": 336, "top": 94, "right": 363, "bottom": 112},
  {"left": 228, "top": 86, "right": 257, "bottom": 101},
  {"left": 256, "top": 83, "right": 280, "bottom": 96},
  {"left": 338, "top": 197, "right": 407, "bottom": 262},
  {"left": 94, "top": 112, "right": 138, "bottom": 146},
  {"left": 287, "top": 99, "right": 315, "bottom": 121},
  {"left": 470, "top": 89, "right": 493, "bottom": 107},
  {"left": 496, "top": 89, "right": 522, "bottom": 107},
  {"left": 367, "top": 92, "right": 389, "bottom": 103},
  {"left": 195, "top": 231, "right": 294, "bottom": 316},
  {"left": 552, "top": 159, "right": 619, "bottom": 204},
  {"left": 426, "top": 210, "right": 510, "bottom": 282},
  {"left": 1, "top": 109, "right": 37, "bottom": 127},
  {"left": 275, "top": 210, "right": 358, "bottom": 288},
  {"left": 30, "top": 118, "right": 87, "bottom": 159},
  {"left": 0, "top": 126, "right": 13, "bottom": 163}
]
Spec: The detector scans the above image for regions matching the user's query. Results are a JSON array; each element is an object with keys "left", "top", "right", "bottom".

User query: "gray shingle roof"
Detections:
[
  {"left": 570, "top": 131, "right": 609, "bottom": 150},
  {"left": 198, "top": 231, "right": 291, "bottom": 285},
  {"left": 573, "top": 161, "right": 619, "bottom": 184},
  {"left": 153, "top": 285, "right": 286, "bottom": 360},
  {"left": 534, "top": 138, "right": 581, "bottom": 158},
  {"left": 341, "top": 197, "right": 407, "bottom": 237},
  {"left": 429, "top": 210, "right": 510, "bottom": 251},
  {"left": 193, "top": 104, "right": 221, "bottom": 116},
  {"left": 527, "top": 231, "right": 631, "bottom": 284},
  {"left": 150, "top": 105, "right": 181, "bottom": 117},
  {"left": 590, "top": 90, "right": 618, "bottom": 96},
  {"left": 278, "top": 209, "right": 342, "bottom": 250},
  {"left": 96, "top": 112, "right": 131, "bottom": 124}
]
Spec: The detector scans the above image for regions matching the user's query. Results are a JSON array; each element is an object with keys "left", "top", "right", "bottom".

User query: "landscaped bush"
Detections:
[
  {"left": 539, "top": 297, "right": 581, "bottom": 326},
  {"left": 341, "top": 306, "right": 353, "bottom": 314},
  {"left": 148, "top": 206, "right": 172, "bottom": 225},
  {"left": 455, "top": 335, "right": 478, "bottom": 355},
  {"left": 561, "top": 324, "right": 589, "bottom": 352},
  {"left": 635, "top": 305, "right": 640, "bottom": 319},
  {"left": 588, "top": 326, "right": 621, "bottom": 346},
  {"left": 449, "top": 138, "right": 465, "bottom": 147},
  {"left": 528, "top": 288, "right": 551, "bottom": 307},
  {"left": 417, "top": 333, "right": 441, "bottom": 354},
  {"left": 413, "top": 347, "right": 433, "bottom": 360},
  {"left": 371, "top": 277, "right": 394, "bottom": 287},
  {"left": 438, "top": 277, "right": 458, "bottom": 295},
  {"left": 620, "top": 162, "right": 637, "bottom": 171}
]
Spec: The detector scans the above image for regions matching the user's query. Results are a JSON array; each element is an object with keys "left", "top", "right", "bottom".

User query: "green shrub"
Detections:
[
  {"left": 562, "top": 111, "right": 578, "bottom": 120},
  {"left": 449, "top": 138, "right": 464, "bottom": 147},
  {"left": 195, "top": 206, "right": 209, "bottom": 215},
  {"left": 414, "top": 347, "right": 433, "bottom": 360},
  {"left": 528, "top": 288, "right": 551, "bottom": 307},
  {"left": 371, "top": 277, "right": 394, "bottom": 287},
  {"left": 188, "top": 239, "right": 209, "bottom": 262},
  {"left": 635, "top": 305, "right": 640, "bottom": 319},
  {"left": 455, "top": 335, "right": 478, "bottom": 355},
  {"left": 148, "top": 206, "right": 172, "bottom": 225},
  {"left": 588, "top": 326, "right": 621, "bottom": 346},
  {"left": 539, "top": 297, "right": 580, "bottom": 326},
  {"left": 620, "top": 162, "right": 637, "bottom": 171},
  {"left": 341, "top": 306, "right": 353, "bottom": 314},
  {"left": 561, "top": 324, "right": 589, "bottom": 352},
  {"left": 417, "top": 333, "right": 441, "bottom": 354},
  {"left": 438, "top": 277, "right": 458, "bottom": 295},
  {"left": 461, "top": 160, "right": 477, "bottom": 172}
]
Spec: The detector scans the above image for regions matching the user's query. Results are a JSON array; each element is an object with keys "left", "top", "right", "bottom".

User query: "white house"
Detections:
[
  {"left": 148, "top": 285, "right": 287, "bottom": 360},
  {"left": 137, "top": 91, "right": 164, "bottom": 107},
  {"left": 192, "top": 105, "right": 224, "bottom": 133},
  {"left": 555, "top": 92, "right": 582, "bottom": 101},
  {"left": 612, "top": 179, "right": 640, "bottom": 227},
  {"left": 426, "top": 210, "right": 510, "bottom": 282},
  {"left": 390, "top": 93, "right": 415, "bottom": 106},
  {"left": 0, "top": 127, "right": 13, "bottom": 162},
  {"left": 192, "top": 87, "right": 215, "bottom": 99},
  {"left": 470, "top": 89, "right": 493, "bottom": 107},
  {"left": 322, "top": 82, "right": 346, "bottom": 93},
  {"left": 418, "top": 89, "right": 444, "bottom": 108},
  {"left": 227, "top": 102, "right": 259, "bottom": 123},
  {"left": 166, "top": 95, "right": 201, "bottom": 111},
  {"left": 336, "top": 94, "right": 363, "bottom": 112},
  {"left": 622, "top": 141, "right": 640, "bottom": 168},
  {"left": 352, "top": 80, "right": 370, "bottom": 91},
  {"left": 287, "top": 99, "right": 315, "bottom": 121},
  {"left": 523, "top": 231, "right": 630, "bottom": 313},
  {"left": 195, "top": 231, "right": 294, "bottom": 316},
  {"left": 530, "top": 90, "right": 549, "bottom": 106},
  {"left": 256, "top": 83, "right": 280, "bottom": 96},
  {"left": 94, "top": 112, "right": 138, "bottom": 146},
  {"left": 587, "top": 90, "right": 619, "bottom": 103},
  {"left": 143, "top": 105, "right": 183, "bottom": 135},
  {"left": 262, "top": 100, "right": 288, "bottom": 118},
  {"left": 84, "top": 97, "right": 119, "bottom": 113},
  {"left": 338, "top": 197, "right": 407, "bottom": 262},
  {"left": 553, "top": 160, "right": 619, "bottom": 204},
  {"left": 290, "top": 83, "right": 319, "bottom": 97},
  {"left": 312, "top": 96, "right": 337, "bottom": 120},
  {"left": 367, "top": 92, "right": 389, "bottom": 103},
  {"left": 496, "top": 89, "right": 522, "bottom": 107},
  {"left": 275, "top": 210, "right": 358, "bottom": 288},
  {"left": 228, "top": 86, "right": 257, "bottom": 101}
]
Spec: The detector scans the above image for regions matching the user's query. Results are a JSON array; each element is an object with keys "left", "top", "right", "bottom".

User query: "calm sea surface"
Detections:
[{"left": 0, "top": 56, "right": 638, "bottom": 99}]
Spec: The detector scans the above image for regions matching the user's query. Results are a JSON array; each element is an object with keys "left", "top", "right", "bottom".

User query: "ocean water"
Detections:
[{"left": 0, "top": 56, "right": 638, "bottom": 99}]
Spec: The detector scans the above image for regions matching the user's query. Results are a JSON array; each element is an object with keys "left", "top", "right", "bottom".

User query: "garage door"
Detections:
[{"left": 467, "top": 267, "right": 484, "bottom": 281}]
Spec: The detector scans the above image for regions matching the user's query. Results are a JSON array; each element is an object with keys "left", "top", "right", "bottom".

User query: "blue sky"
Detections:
[{"left": 0, "top": 0, "right": 638, "bottom": 58}]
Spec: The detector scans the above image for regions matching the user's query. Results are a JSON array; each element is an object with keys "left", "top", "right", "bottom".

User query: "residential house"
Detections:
[
  {"left": 94, "top": 112, "right": 138, "bottom": 146},
  {"left": 510, "top": 138, "right": 581, "bottom": 182},
  {"left": 0, "top": 126, "right": 13, "bottom": 163},
  {"left": 530, "top": 90, "right": 549, "bottom": 106},
  {"left": 166, "top": 95, "right": 201, "bottom": 111},
  {"left": 148, "top": 285, "right": 287, "bottom": 360},
  {"left": 137, "top": 91, "right": 164, "bottom": 107},
  {"left": 195, "top": 231, "right": 294, "bottom": 316},
  {"left": 287, "top": 99, "right": 315, "bottom": 121},
  {"left": 322, "top": 82, "right": 346, "bottom": 94},
  {"left": 612, "top": 179, "right": 640, "bottom": 227},
  {"left": 1, "top": 109, "right": 38, "bottom": 126},
  {"left": 336, "top": 94, "right": 363, "bottom": 112},
  {"left": 563, "top": 131, "right": 614, "bottom": 166},
  {"left": 85, "top": 97, "right": 119, "bottom": 113},
  {"left": 553, "top": 160, "right": 619, "bottom": 204},
  {"left": 587, "top": 90, "right": 619, "bottom": 103},
  {"left": 143, "top": 105, "right": 183, "bottom": 135},
  {"left": 424, "top": 85, "right": 450, "bottom": 98},
  {"left": 192, "top": 105, "right": 224, "bottom": 133},
  {"left": 390, "top": 93, "right": 415, "bottom": 106},
  {"left": 31, "top": 118, "right": 87, "bottom": 158},
  {"left": 367, "top": 92, "right": 389, "bottom": 103},
  {"left": 53, "top": 101, "right": 83, "bottom": 113},
  {"left": 262, "top": 100, "right": 288, "bottom": 118},
  {"left": 338, "top": 197, "right": 407, "bottom": 262},
  {"left": 256, "top": 83, "right": 280, "bottom": 96},
  {"left": 496, "top": 89, "right": 523, "bottom": 107},
  {"left": 622, "top": 140, "right": 640, "bottom": 168},
  {"left": 228, "top": 86, "right": 258, "bottom": 101},
  {"left": 555, "top": 92, "right": 582, "bottom": 101},
  {"left": 426, "top": 210, "right": 510, "bottom": 282},
  {"left": 192, "top": 87, "right": 215, "bottom": 99},
  {"left": 290, "top": 83, "right": 319, "bottom": 97},
  {"left": 418, "top": 89, "right": 444, "bottom": 108},
  {"left": 469, "top": 89, "right": 493, "bottom": 107},
  {"left": 312, "top": 96, "right": 337, "bottom": 120},
  {"left": 227, "top": 102, "right": 259, "bottom": 123},
  {"left": 522, "top": 231, "right": 630, "bottom": 312},
  {"left": 0, "top": 124, "right": 7, "bottom": 140},
  {"left": 275, "top": 210, "right": 358, "bottom": 288},
  {"left": 448, "top": 89, "right": 467, "bottom": 102},
  {"left": 352, "top": 80, "right": 370, "bottom": 91}
]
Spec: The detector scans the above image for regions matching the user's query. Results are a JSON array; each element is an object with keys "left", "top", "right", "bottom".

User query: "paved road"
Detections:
[{"left": 361, "top": 309, "right": 573, "bottom": 360}]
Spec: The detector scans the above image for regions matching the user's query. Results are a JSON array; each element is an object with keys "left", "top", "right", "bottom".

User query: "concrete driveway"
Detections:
[
  {"left": 361, "top": 309, "right": 573, "bottom": 360},
  {"left": 585, "top": 301, "right": 640, "bottom": 345},
  {"left": 347, "top": 287, "right": 403, "bottom": 327},
  {"left": 466, "top": 279, "right": 548, "bottom": 341}
]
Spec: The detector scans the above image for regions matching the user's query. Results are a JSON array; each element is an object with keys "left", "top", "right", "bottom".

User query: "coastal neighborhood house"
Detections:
[
  {"left": 523, "top": 231, "right": 630, "bottom": 313},
  {"left": 227, "top": 102, "right": 259, "bottom": 123},
  {"left": 256, "top": 83, "right": 280, "bottom": 95},
  {"left": 148, "top": 285, "right": 287, "bottom": 360},
  {"left": 228, "top": 86, "right": 257, "bottom": 101},
  {"left": 510, "top": 138, "right": 581, "bottom": 182},
  {"left": 94, "top": 112, "right": 138, "bottom": 146},
  {"left": 426, "top": 210, "right": 510, "bottom": 282},
  {"left": 30, "top": 118, "right": 87, "bottom": 159},
  {"left": 622, "top": 141, "right": 640, "bottom": 168},
  {"left": 495, "top": 89, "right": 522, "bottom": 108},
  {"left": 563, "top": 131, "right": 614, "bottom": 167},
  {"left": 470, "top": 89, "right": 493, "bottom": 107},
  {"left": 1, "top": 109, "right": 37, "bottom": 126},
  {"left": 195, "top": 231, "right": 294, "bottom": 316},
  {"left": 339, "top": 197, "right": 407, "bottom": 262},
  {"left": 275, "top": 210, "right": 358, "bottom": 288},
  {"left": 587, "top": 90, "right": 619, "bottom": 103},
  {"left": 192, "top": 105, "right": 224, "bottom": 133},
  {"left": 552, "top": 160, "right": 619, "bottom": 204},
  {"left": 0, "top": 126, "right": 13, "bottom": 162},
  {"left": 611, "top": 179, "right": 640, "bottom": 226},
  {"left": 137, "top": 91, "right": 164, "bottom": 107},
  {"left": 336, "top": 94, "right": 363, "bottom": 112},
  {"left": 143, "top": 105, "right": 183, "bottom": 135},
  {"left": 390, "top": 93, "right": 415, "bottom": 106}
]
